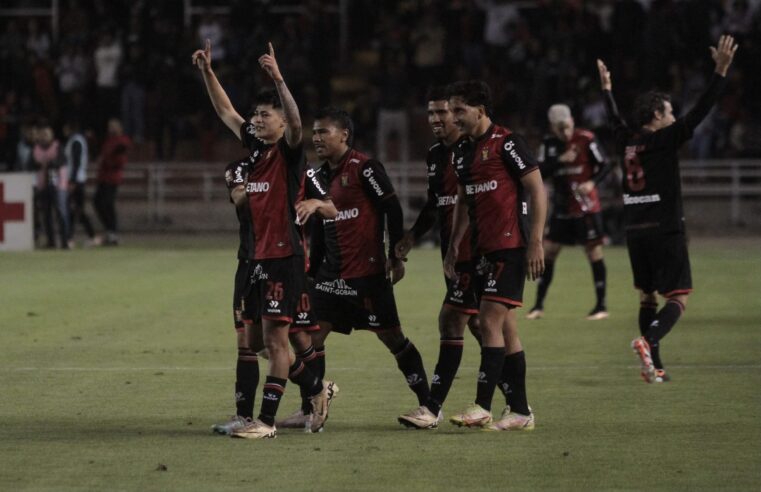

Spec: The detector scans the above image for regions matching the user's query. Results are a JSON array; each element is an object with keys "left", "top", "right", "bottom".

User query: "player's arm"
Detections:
[
  {"left": 396, "top": 188, "right": 436, "bottom": 260},
  {"left": 68, "top": 140, "right": 83, "bottom": 187},
  {"left": 672, "top": 35, "right": 737, "bottom": 143},
  {"left": 307, "top": 218, "right": 326, "bottom": 280},
  {"left": 579, "top": 137, "right": 612, "bottom": 195},
  {"left": 597, "top": 59, "right": 631, "bottom": 149},
  {"left": 296, "top": 198, "right": 338, "bottom": 224},
  {"left": 192, "top": 39, "right": 245, "bottom": 138},
  {"left": 501, "top": 134, "right": 546, "bottom": 280},
  {"left": 296, "top": 168, "right": 337, "bottom": 223},
  {"left": 537, "top": 140, "right": 562, "bottom": 179},
  {"left": 522, "top": 169, "right": 547, "bottom": 281},
  {"left": 443, "top": 184, "right": 468, "bottom": 280},
  {"left": 360, "top": 160, "right": 405, "bottom": 283},
  {"left": 259, "top": 42, "right": 302, "bottom": 148}
]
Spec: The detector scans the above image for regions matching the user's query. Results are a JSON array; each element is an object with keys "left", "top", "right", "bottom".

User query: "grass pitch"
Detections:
[{"left": 1, "top": 236, "right": 760, "bottom": 491}]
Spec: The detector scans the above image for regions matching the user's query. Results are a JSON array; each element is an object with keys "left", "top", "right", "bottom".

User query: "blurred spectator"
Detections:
[
  {"left": 32, "top": 121, "right": 69, "bottom": 248},
  {"left": 94, "top": 118, "right": 131, "bottom": 246},
  {"left": 26, "top": 19, "right": 51, "bottom": 59},
  {"left": 63, "top": 119, "right": 95, "bottom": 246},
  {"left": 94, "top": 31, "right": 123, "bottom": 135}
]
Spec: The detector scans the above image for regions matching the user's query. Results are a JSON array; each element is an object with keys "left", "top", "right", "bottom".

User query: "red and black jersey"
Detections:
[
  {"left": 453, "top": 124, "right": 539, "bottom": 255},
  {"left": 410, "top": 140, "right": 472, "bottom": 262},
  {"left": 224, "top": 158, "right": 253, "bottom": 260},
  {"left": 603, "top": 74, "right": 726, "bottom": 237},
  {"left": 307, "top": 148, "right": 399, "bottom": 280},
  {"left": 538, "top": 128, "right": 609, "bottom": 217},
  {"left": 240, "top": 122, "right": 305, "bottom": 260}
]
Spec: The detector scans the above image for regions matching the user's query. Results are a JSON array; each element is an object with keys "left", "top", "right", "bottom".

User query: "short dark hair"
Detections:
[
  {"left": 253, "top": 89, "right": 282, "bottom": 110},
  {"left": 448, "top": 80, "right": 493, "bottom": 116},
  {"left": 425, "top": 85, "right": 450, "bottom": 103},
  {"left": 314, "top": 106, "right": 354, "bottom": 146},
  {"left": 632, "top": 91, "right": 671, "bottom": 128}
]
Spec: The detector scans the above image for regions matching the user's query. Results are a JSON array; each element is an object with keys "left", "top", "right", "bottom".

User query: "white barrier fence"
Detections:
[{"left": 27, "top": 159, "right": 761, "bottom": 233}]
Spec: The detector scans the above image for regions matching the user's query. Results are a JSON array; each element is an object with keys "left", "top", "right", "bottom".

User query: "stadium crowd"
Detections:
[{"left": 1, "top": 0, "right": 760, "bottom": 170}]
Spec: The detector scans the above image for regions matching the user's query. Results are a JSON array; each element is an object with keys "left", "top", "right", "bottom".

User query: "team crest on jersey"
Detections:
[
  {"left": 341, "top": 174, "right": 349, "bottom": 187},
  {"left": 481, "top": 148, "right": 489, "bottom": 161}
]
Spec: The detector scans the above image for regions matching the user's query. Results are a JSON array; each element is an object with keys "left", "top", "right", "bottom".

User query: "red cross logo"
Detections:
[{"left": 0, "top": 182, "right": 25, "bottom": 242}]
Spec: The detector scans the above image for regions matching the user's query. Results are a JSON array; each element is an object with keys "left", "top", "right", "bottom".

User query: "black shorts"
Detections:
[
  {"left": 311, "top": 273, "right": 401, "bottom": 334},
  {"left": 443, "top": 261, "right": 481, "bottom": 314},
  {"left": 627, "top": 232, "right": 693, "bottom": 297},
  {"left": 477, "top": 248, "right": 526, "bottom": 308},
  {"left": 241, "top": 255, "right": 318, "bottom": 332},
  {"left": 547, "top": 213, "right": 605, "bottom": 246},
  {"left": 233, "top": 259, "right": 251, "bottom": 331}
]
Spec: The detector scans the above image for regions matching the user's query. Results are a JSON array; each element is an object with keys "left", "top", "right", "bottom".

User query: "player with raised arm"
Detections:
[
  {"left": 445, "top": 80, "right": 546, "bottom": 431},
  {"left": 193, "top": 40, "right": 337, "bottom": 438},
  {"left": 597, "top": 35, "right": 737, "bottom": 383},
  {"left": 526, "top": 104, "right": 612, "bottom": 321},
  {"left": 395, "top": 86, "right": 483, "bottom": 429},
  {"left": 301, "top": 107, "right": 431, "bottom": 419}
]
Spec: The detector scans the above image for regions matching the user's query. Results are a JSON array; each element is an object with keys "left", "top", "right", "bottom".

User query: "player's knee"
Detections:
[
  {"left": 377, "top": 327, "right": 405, "bottom": 349},
  {"left": 640, "top": 291, "right": 657, "bottom": 304},
  {"left": 586, "top": 243, "right": 603, "bottom": 262},
  {"left": 667, "top": 293, "right": 688, "bottom": 309},
  {"left": 438, "top": 308, "right": 467, "bottom": 338}
]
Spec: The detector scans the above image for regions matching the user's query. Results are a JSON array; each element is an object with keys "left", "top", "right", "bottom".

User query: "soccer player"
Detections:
[
  {"left": 193, "top": 40, "right": 336, "bottom": 438},
  {"left": 526, "top": 104, "right": 612, "bottom": 321},
  {"left": 303, "top": 107, "right": 431, "bottom": 418},
  {"left": 395, "top": 86, "right": 482, "bottom": 429},
  {"left": 597, "top": 35, "right": 738, "bottom": 383},
  {"left": 445, "top": 80, "right": 546, "bottom": 431}
]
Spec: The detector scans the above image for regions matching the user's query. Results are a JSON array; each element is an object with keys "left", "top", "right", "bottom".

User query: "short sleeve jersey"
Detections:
[
  {"left": 426, "top": 141, "right": 472, "bottom": 262},
  {"left": 224, "top": 158, "right": 253, "bottom": 260},
  {"left": 240, "top": 122, "right": 306, "bottom": 260},
  {"left": 309, "top": 148, "right": 397, "bottom": 279},
  {"left": 538, "top": 128, "right": 605, "bottom": 217},
  {"left": 453, "top": 124, "right": 539, "bottom": 255}
]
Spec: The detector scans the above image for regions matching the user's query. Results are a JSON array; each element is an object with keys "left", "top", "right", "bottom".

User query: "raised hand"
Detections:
[
  {"left": 710, "top": 34, "right": 738, "bottom": 77},
  {"left": 597, "top": 59, "right": 611, "bottom": 91},
  {"left": 258, "top": 42, "right": 283, "bottom": 82},
  {"left": 192, "top": 39, "right": 212, "bottom": 72}
]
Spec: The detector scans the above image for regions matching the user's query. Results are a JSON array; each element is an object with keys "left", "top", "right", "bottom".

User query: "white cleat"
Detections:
[
  {"left": 398, "top": 406, "right": 443, "bottom": 429},
  {"left": 230, "top": 418, "right": 277, "bottom": 439},
  {"left": 631, "top": 336, "right": 655, "bottom": 383},
  {"left": 526, "top": 309, "right": 544, "bottom": 320},
  {"left": 211, "top": 415, "right": 251, "bottom": 435},
  {"left": 276, "top": 409, "right": 311, "bottom": 430},
  {"left": 449, "top": 404, "right": 493, "bottom": 428},
  {"left": 485, "top": 407, "right": 535, "bottom": 431}
]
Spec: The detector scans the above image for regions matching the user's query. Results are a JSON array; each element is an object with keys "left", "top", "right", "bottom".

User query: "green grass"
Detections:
[{"left": 1, "top": 236, "right": 760, "bottom": 491}]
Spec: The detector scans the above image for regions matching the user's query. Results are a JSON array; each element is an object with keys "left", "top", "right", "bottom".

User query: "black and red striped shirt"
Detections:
[
  {"left": 240, "top": 122, "right": 305, "bottom": 260},
  {"left": 453, "top": 124, "right": 539, "bottom": 255},
  {"left": 410, "top": 139, "right": 472, "bottom": 262},
  {"left": 307, "top": 149, "right": 399, "bottom": 280}
]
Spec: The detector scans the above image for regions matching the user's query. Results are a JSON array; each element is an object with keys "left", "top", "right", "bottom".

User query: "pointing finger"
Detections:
[{"left": 268, "top": 42, "right": 274, "bottom": 57}]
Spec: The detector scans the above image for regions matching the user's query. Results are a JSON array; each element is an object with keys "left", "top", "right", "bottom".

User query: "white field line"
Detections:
[{"left": 1, "top": 364, "right": 760, "bottom": 373}]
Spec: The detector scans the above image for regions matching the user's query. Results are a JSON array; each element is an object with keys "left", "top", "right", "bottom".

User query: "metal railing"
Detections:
[{"left": 93, "top": 159, "right": 761, "bottom": 228}]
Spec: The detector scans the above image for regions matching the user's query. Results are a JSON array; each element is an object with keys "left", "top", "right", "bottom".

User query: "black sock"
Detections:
[
  {"left": 591, "top": 259, "right": 606, "bottom": 309},
  {"left": 475, "top": 347, "right": 505, "bottom": 412},
  {"left": 315, "top": 345, "right": 326, "bottom": 379},
  {"left": 392, "top": 338, "right": 430, "bottom": 406},
  {"left": 533, "top": 259, "right": 554, "bottom": 310},
  {"left": 297, "top": 346, "right": 320, "bottom": 414},
  {"left": 425, "top": 337, "right": 464, "bottom": 415},
  {"left": 639, "top": 301, "right": 659, "bottom": 367},
  {"left": 646, "top": 299, "right": 684, "bottom": 369},
  {"left": 288, "top": 360, "right": 323, "bottom": 398},
  {"left": 645, "top": 299, "right": 684, "bottom": 344},
  {"left": 258, "top": 376, "right": 287, "bottom": 426},
  {"left": 235, "top": 348, "right": 259, "bottom": 419},
  {"left": 501, "top": 351, "right": 529, "bottom": 415}
]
